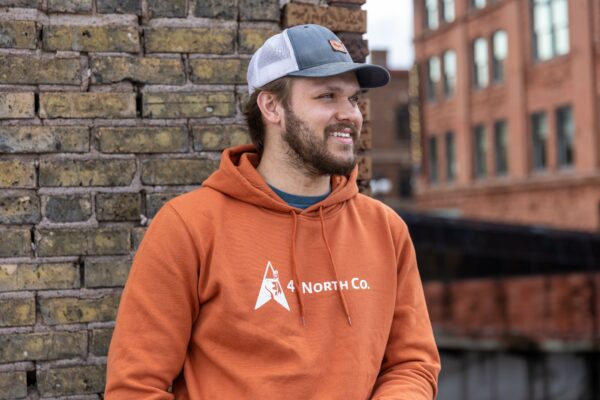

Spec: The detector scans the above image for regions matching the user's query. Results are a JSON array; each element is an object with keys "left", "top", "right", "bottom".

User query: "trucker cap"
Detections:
[{"left": 247, "top": 24, "right": 390, "bottom": 94}]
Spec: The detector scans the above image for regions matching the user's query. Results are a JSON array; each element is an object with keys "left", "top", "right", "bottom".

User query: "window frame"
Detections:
[
  {"left": 425, "top": 0, "right": 440, "bottom": 30},
  {"left": 445, "top": 131, "right": 456, "bottom": 182},
  {"left": 473, "top": 124, "right": 487, "bottom": 178},
  {"left": 491, "top": 30, "right": 508, "bottom": 83},
  {"left": 428, "top": 135, "right": 439, "bottom": 184},
  {"left": 441, "top": 0, "right": 455, "bottom": 23},
  {"left": 531, "top": 111, "right": 548, "bottom": 171},
  {"left": 442, "top": 50, "right": 457, "bottom": 97},
  {"left": 531, "top": 0, "right": 570, "bottom": 62},
  {"left": 493, "top": 120, "right": 509, "bottom": 176},
  {"left": 472, "top": 0, "right": 487, "bottom": 10},
  {"left": 555, "top": 105, "right": 574, "bottom": 168},
  {"left": 473, "top": 37, "right": 489, "bottom": 89},
  {"left": 427, "top": 56, "right": 441, "bottom": 101}
]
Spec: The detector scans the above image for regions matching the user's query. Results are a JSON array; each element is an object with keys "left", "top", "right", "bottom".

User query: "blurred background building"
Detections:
[
  {"left": 368, "top": 50, "right": 414, "bottom": 209},
  {"left": 366, "top": 0, "right": 600, "bottom": 398},
  {"left": 412, "top": 0, "right": 600, "bottom": 233}
]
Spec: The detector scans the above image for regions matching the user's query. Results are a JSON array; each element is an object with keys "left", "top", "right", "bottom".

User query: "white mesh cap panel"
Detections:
[{"left": 247, "top": 30, "right": 299, "bottom": 94}]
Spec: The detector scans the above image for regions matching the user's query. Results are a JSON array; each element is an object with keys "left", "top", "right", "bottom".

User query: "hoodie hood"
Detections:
[{"left": 203, "top": 144, "right": 359, "bottom": 213}]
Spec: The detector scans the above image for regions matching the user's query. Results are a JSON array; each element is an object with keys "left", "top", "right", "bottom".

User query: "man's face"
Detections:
[{"left": 280, "top": 72, "right": 363, "bottom": 176}]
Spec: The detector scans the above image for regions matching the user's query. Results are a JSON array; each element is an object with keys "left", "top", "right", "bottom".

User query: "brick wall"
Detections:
[
  {"left": 425, "top": 273, "right": 599, "bottom": 345},
  {"left": 0, "top": 0, "right": 369, "bottom": 397}
]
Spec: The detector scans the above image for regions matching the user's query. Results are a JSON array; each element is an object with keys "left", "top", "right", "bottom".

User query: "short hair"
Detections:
[{"left": 243, "top": 77, "right": 293, "bottom": 155}]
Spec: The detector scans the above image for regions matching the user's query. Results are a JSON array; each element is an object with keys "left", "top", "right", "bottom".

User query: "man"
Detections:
[{"left": 105, "top": 24, "right": 440, "bottom": 399}]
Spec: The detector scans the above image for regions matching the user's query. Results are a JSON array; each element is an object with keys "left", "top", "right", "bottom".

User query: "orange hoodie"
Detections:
[{"left": 105, "top": 145, "right": 440, "bottom": 399}]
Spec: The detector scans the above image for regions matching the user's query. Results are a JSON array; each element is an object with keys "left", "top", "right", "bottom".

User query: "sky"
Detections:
[{"left": 363, "top": 0, "right": 414, "bottom": 69}]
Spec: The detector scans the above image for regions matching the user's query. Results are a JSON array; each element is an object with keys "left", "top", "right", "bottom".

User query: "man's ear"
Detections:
[{"left": 256, "top": 91, "right": 283, "bottom": 125}]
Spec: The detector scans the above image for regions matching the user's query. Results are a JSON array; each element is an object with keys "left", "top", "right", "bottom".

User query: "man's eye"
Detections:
[
  {"left": 349, "top": 95, "right": 359, "bottom": 104},
  {"left": 318, "top": 93, "right": 334, "bottom": 99}
]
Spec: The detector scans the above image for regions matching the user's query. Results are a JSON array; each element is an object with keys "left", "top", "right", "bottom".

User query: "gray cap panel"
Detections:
[{"left": 286, "top": 25, "right": 352, "bottom": 70}]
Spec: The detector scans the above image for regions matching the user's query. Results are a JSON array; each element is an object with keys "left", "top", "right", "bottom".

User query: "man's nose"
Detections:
[{"left": 335, "top": 100, "right": 362, "bottom": 125}]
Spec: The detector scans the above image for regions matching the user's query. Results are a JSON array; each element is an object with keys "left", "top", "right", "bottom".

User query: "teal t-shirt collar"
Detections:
[{"left": 269, "top": 184, "right": 331, "bottom": 209}]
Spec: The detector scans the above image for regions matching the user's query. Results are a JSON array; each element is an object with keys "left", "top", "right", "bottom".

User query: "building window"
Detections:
[
  {"left": 472, "top": 0, "right": 487, "bottom": 9},
  {"left": 474, "top": 125, "right": 487, "bottom": 178},
  {"left": 556, "top": 105, "right": 574, "bottom": 167},
  {"left": 473, "top": 38, "right": 489, "bottom": 89},
  {"left": 494, "top": 120, "right": 508, "bottom": 175},
  {"left": 428, "top": 136, "right": 439, "bottom": 183},
  {"left": 492, "top": 31, "right": 508, "bottom": 83},
  {"left": 395, "top": 105, "right": 411, "bottom": 141},
  {"left": 532, "top": 0, "right": 569, "bottom": 61},
  {"left": 425, "top": 0, "right": 439, "bottom": 30},
  {"left": 531, "top": 112, "right": 548, "bottom": 170},
  {"left": 398, "top": 169, "right": 412, "bottom": 198},
  {"left": 445, "top": 131, "right": 456, "bottom": 181},
  {"left": 443, "top": 50, "right": 457, "bottom": 97},
  {"left": 442, "top": 0, "right": 455, "bottom": 23},
  {"left": 427, "top": 56, "right": 441, "bottom": 100}
]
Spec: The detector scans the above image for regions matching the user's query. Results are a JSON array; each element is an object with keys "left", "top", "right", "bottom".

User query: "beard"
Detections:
[{"left": 281, "top": 107, "right": 359, "bottom": 177}]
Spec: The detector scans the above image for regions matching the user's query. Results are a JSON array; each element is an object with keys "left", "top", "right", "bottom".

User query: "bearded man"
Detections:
[{"left": 105, "top": 24, "right": 440, "bottom": 400}]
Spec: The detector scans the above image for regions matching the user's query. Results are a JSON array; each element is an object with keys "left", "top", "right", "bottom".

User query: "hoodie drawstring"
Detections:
[
  {"left": 319, "top": 206, "right": 353, "bottom": 326},
  {"left": 289, "top": 210, "right": 306, "bottom": 326},
  {"left": 289, "top": 208, "right": 353, "bottom": 327}
]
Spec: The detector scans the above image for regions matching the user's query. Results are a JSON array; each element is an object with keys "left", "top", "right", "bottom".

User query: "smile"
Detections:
[{"left": 331, "top": 132, "right": 352, "bottom": 138}]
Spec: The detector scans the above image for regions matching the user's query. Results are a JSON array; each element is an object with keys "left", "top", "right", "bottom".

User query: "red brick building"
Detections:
[
  {"left": 413, "top": 0, "right": 600, "bottom": 232},
  {"left": 369, "top": 50, "right": 413, "bottom": 209}
]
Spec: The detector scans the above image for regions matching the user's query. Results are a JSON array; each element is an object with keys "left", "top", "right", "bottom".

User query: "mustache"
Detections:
[{"left": 325, "top": 123, "right": 359, "bottom": 138}]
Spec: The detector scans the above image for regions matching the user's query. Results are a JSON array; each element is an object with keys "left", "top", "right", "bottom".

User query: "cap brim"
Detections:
[{"left": 287, "top": 62, "right": 390, "bottom": 89}]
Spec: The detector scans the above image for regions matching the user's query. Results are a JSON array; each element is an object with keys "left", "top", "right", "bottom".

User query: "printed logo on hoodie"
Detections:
[{"left": 254, "top": 261, "right": 290, "bottom": 311}]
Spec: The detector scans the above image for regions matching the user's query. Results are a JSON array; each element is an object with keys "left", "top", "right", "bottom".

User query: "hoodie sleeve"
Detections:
[
  {"left": 105, "top": 204, "right": 201, "bottom": 400},
  {"left": 370, "top": 219, "right": 441, "bottom": 400}
]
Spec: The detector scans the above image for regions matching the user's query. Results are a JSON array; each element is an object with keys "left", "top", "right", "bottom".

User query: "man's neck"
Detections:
[{"left": 257, "top": 149, "right": 330, "bottom": 196}]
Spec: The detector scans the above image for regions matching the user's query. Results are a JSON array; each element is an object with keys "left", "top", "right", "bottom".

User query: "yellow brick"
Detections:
[
  {"left": 145, "top": 27, "right": 235, "bottom": 54},
  {"left": 192, "top": 124, "right": 250, "bottom": 150},
  {"left": 96, "top": 193, "right": 140, "bottom": 221},
  {"left": 0, "top": 92, "right": 35, "bottom": 119},
  {"left": 91, "top": 56, "right": 185, "bottom": 85},
  {"left": 141, "top": 158, "right": 219, "bottom": 185},
  {"left": 238, "top": 25, "right": 280, "bottom": 54},
  {"left": 38, "top": 365, "right": 107, "bottom": 397},
  {"left": 0, "top": 263, "right": 79, "bottom": 292},
  {"left": 0, "top": 55, "right": 80, "bottom": 84},
  {"left": 0, "top": 20, "right": 37, "bottom": 49},
  {"left": 97, "top": 126, "right": 188, "bottom": 153},
  {"left": 189, "top": 58, "right": 249, "bottom": 84},
  {"left": 39, "top": 92, "right": 136, "bottom": 119},
  {"left": 0, "top": 295, "right": 35, "bottom": 327},
  {"left": 0, "top": 159, "right": 35, "bottom": 188},
  {"left": 283, "top": 3, "right": 367, "bottom": 33},
  {"left": 0, "top": 126, "right": 89, "bottom": 153},
  {"left": 0, "top": 228, "right": 31, "bottom": 257},
  {"left": 239, "top": 0, "right": 279, "bottom": 21},
  {"left": 90, "top": 328, "right": 113, "bottom": 355},
  {"left": 0, "top": 331, "right": 87, "bottom": 362},
  {"left": 47, "top": 0, "right": 93, "bottom": 13},
  {"left": 85, "top": 258, "right": 131, "bottom": 287},
  {"left": 39, "top": 293, "right": 121, "bottom": 324},
  {"left": 0, "top": 371, "right": 27, "bottom": 399},
  {"left": 0, "top": 193, "right": 40, "bottom": 224},
  {"left": 143, "top": 92, "right": 234, "bottom": 118},
  {"left": 39, "top": 159, "right": 136, "bottom": 187},
  {"left": 43, "top": 24, "right": 140, "bottom": 52},
  {"left": 36, "top": 228, "right": 131, "bottom": 256}
]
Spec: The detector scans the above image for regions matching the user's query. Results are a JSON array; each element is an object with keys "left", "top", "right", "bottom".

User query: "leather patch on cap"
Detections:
[{"left": 329, "top": 39, "right": 348, "bottom": 54}]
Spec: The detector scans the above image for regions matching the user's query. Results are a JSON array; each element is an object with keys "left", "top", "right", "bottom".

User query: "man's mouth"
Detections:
[
  {"left": 331, "top": 131, "right": 352, "bottom": 139},
  {"left": 327, "top": 125, "right": 357, "bottom": 143}
]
